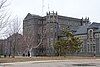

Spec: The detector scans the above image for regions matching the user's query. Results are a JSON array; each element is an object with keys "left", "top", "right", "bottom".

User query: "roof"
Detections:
[
  {"left": 95, "top": 29, "right": 100, "bottom": 33},
  {"left": 7, "top": 33, "right": 23, "bottom": 40},
  {"left": 58, "top": 15, "right": 82, "bottom": 22},
  {"left": 24, "top": 13, "right": 41, "bottom": 21},
  {"left": 74, "top": 24, "right": 90, "bottom": 35},
  {"left": 88, "top": 22, "right": 100, "bottom": 28},
  {"left": 75, "top": 22, "right": 100, "bottom": 35},
  {"left": 24, "top": 13, "right": 82, "bottom": 21}
]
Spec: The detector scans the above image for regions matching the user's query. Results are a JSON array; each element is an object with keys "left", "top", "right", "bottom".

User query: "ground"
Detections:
[
  {"left": 0, "top": 56, "right": 96, "bottom": 63},
  {"left": 0, "top": 59, "right": 99, "bottom": 67},
  {"left": 0, "top": 56, "right": 98, "bottom": 67}
]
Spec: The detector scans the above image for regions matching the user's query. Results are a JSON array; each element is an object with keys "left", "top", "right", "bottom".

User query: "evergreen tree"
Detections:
[{"left": 54, "top": 29, "right": 82, "bottom": 56}]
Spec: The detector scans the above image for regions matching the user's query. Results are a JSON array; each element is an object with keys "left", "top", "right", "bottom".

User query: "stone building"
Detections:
[
  {"left": 75, "top": 22, "right": 100, "bottom": 56},
  {"left": 0, "top": 33, "right": 24, "bottom": 56},
  {"left": 23, "top": 11, "right": 89, "bottom": 56}
]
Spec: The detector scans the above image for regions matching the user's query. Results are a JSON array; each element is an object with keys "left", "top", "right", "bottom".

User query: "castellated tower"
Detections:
[{"left": 45, "top": 11, "right": 59, "bottom": 55}]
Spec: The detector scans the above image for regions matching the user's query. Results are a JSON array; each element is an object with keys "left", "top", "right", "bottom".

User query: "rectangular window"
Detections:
[
  {"left": 93, "top": 46, "right": 95, "bottom": 51},
  {"left": 87, "top": 44, "right": 89, "bottom": 52}
]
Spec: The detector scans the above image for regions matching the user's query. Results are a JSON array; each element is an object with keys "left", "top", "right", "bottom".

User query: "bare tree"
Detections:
[
  {"left": 4, "top": 17, "right": 22, "bottom": 58},
  {"left": 0, "top": 0, "right": 10, "bottom": 32},
  {"left": 0, "top": 0, "right": 11, "bottom": 57},
  {"left": 23, "top": 23, "right": 46, "bottom": 57}
]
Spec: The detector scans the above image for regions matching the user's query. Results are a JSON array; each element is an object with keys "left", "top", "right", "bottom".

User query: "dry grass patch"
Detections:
[{"left": 0, "top": 56, "right": 95, "bottom": 63}]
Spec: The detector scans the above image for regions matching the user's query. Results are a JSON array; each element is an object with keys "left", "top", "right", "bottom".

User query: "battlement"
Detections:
[{"left": 46, "top": 11, "right": 58, "bottom": 16}]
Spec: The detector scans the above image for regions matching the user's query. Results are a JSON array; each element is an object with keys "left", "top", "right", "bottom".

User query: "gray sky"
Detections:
[
  {"left": 0, "top": 0, "right": 100, "bottom": 39},
  {"left": 9, "top": 0, "right": 100, "bottom": 22}
]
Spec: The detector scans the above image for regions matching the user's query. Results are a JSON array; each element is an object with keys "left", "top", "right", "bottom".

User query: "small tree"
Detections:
[{"left": 54, "top": 29, "right": 82, "bottom": 56}]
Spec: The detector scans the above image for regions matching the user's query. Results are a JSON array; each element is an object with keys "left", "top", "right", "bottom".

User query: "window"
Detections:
[
  {"left": 91, "top": 45, "right": 92, "bottom": 52},
  {"left": 88, "top": 29, "right": 93, "bottom": 39},
  {"left": 93, "top": 46, "right": 95, "bottom": 51},
  {"left": 51, "top": 27, "right": 53, "bottom": 31},
  {"left": 87, "top": 44, "right": 89, "bottom": 52}
]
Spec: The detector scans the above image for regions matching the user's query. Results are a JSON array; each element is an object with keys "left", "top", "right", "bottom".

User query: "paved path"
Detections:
[{"left": 0, "top": 59, "right": 100, "bottom": 67}]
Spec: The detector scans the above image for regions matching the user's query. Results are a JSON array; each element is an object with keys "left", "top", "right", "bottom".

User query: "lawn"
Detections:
[{"left": 0, "top": 56, "right": 96, "bottom": 63}]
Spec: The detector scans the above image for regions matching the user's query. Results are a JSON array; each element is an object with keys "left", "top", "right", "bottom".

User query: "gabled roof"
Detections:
[
  {"left": 75, "top": 22, "right": 100, "bottom": 35},
  {"left": 24, "top": 13, "right": 33, "bottom": 20},
  {"left": 7, "top": 33, "right": 23, "bottom": 40},
  {"left": 24, "top": 13, "right": 41, "bottom": 21}
]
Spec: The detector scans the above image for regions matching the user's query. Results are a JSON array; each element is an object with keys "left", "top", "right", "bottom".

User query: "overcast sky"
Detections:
[
  {"left": 0, "top": 0, "right": 100, "bottom": 39},
  {"left": 9, "top": 0, "right": 100, "bottom": 22}
]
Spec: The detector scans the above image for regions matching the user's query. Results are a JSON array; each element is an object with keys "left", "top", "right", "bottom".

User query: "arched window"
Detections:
[{"left": 88, "top": 29, "right": 93, "bottom": 39}]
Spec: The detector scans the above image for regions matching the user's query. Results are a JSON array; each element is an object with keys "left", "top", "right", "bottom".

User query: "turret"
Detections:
[
  {"left": 46, "top": 11, "right": 58, "bottom": 23},
  {"left": 81, "top": 17, "right": 90, "bottom": 26}
]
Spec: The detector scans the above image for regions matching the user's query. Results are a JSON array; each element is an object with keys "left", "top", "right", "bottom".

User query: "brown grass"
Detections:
[{"left": 0, "top": 56, "right": 96, "bottom": 63}]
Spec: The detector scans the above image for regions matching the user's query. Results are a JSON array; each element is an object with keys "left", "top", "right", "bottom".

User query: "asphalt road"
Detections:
[{"left": 1, "top": 59, "right": 99, "bottom": 67}]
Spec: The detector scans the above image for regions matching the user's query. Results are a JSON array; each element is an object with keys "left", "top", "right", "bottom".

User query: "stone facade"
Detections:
[
  {"left": 75, "top": 22, "right": 100, "bottom": 56},
  {"left": 23, "top": 11, "right": 89, "bottom": 56}
]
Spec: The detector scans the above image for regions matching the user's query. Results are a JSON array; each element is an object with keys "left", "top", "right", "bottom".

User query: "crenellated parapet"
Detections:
[{"left": 46, "top": 11, "right": 58, "bottom": 23}]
